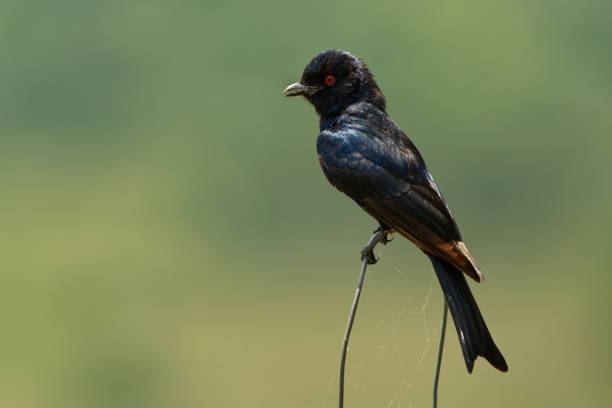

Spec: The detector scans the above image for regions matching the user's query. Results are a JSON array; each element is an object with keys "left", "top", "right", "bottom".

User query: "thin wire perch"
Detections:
[
  {"left": 433, "top": 300, "right": 448, "bottom": 408},
  {"left": 338, "top": 229, "right": 449, "bottom": 408}
]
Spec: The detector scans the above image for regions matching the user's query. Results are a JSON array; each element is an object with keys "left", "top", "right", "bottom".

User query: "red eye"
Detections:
[{"left": 324, "top": 75, "right": 335, "bottom": 85}]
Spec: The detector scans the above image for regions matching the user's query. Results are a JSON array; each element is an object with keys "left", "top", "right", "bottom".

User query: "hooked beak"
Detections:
[{"left": 282, "top": 82, "right": 320, "bottom": 97}]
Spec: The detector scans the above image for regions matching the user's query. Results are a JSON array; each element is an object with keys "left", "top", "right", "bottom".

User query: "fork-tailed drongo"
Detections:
[{"left": 283, "top": 50, "right": 507, "bottom": 373}]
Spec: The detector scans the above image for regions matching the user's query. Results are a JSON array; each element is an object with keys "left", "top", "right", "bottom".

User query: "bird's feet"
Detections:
[
  {"left": 360, "top": 246, "right": 378, "bottom": 265},
  {"left": 379, "top": 230, "right": 393, "bottom": 246},
  {"left": 360, "top": 227, "right": 393, "bottom": 265}
]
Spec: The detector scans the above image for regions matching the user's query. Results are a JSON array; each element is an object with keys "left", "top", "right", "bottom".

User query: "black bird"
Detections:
[{"left": 283, "top": 50, "right": 507, "bottom": 373}]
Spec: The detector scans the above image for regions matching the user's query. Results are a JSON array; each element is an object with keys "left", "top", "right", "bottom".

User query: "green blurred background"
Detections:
[{"left": 2, "top": 0, "right": 611, "bottom": 407}]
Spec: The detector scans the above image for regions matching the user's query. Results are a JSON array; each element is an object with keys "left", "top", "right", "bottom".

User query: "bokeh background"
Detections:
[{"left": 2, "top": 0, "right": 611, "bottom": 407}]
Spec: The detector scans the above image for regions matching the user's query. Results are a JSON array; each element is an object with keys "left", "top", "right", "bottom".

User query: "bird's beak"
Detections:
[{"left": 283, "top": 82, "right": 320, "bottom": 97}]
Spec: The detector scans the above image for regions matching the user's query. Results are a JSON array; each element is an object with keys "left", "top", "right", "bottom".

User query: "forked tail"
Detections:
[{"left": 428, "top": 255, "right": 508, "bottom": 373}]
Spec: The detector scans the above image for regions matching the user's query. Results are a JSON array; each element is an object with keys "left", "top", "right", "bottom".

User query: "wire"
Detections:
[
  {"left": 339, "top": 229, "right": 387, "bottom": 408},
  {"left": 432, "top": 300, "right": 448, "bottom": 408}
]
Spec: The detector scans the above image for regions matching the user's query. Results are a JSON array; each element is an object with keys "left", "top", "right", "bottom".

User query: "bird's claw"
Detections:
[
  {"left": 360, "top": 227, "right": 392, "bottom": 264},
  {"left": 361, "top": 246, "right": 378, "bottom": 265},
  {"left": 373, "top": 227, "right": 393, "bottom": 245}
]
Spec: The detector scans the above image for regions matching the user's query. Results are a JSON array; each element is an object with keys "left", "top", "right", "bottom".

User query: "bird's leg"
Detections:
[
  {"left": 377, "top": 225, "right": 393, "bottom": 245},
  {"left": 360, "top": 226, "right": 392, "bottom": 265}
]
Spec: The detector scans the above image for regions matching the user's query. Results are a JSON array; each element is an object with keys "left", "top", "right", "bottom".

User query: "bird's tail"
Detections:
[{"left": 428, "top": 254, "right": 508, "bottom": 373}]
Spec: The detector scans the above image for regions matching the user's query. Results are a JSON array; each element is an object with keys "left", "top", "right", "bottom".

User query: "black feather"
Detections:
[
  {"left": 286, "top": 49, "right": 508, "bottom": 373},
  {"left": 429, "top": 254, "right": 508, "bottom": 372}
]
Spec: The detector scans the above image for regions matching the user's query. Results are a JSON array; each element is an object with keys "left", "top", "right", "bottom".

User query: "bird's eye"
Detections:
[{"left": 324, "top": 75, "right": 336, "bottom": 86}]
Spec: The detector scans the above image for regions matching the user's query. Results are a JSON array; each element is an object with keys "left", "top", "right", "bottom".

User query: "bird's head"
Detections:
[{"left": 283, "top": 50, "right": 386, "bottom": 118}]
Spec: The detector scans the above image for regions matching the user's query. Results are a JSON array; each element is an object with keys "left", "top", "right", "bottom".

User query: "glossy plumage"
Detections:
[{"left": 284, "top": 50, "right": 507, "bottom": 373}]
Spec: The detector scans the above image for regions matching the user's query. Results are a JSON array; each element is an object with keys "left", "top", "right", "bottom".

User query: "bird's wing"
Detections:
[{"left": 317, "top": 111, "right": 483, "bottom": 281}]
